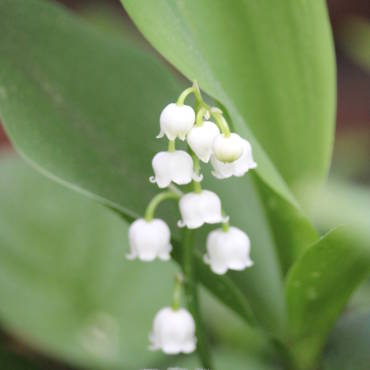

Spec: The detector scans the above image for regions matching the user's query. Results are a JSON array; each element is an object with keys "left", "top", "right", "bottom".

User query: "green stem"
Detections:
[
  {"left": 182, "top": 229, "right": 213, "bottom": 369},
  {"left": 144, "top": 191, "right": 180, "bottom": 221},
  {"left": 171, "top": 273, "right": 183, "bottom": 311},
  {"left": 221, "top": 209, "right": 230, "bottom": 231},
  {"left": 168, "top": 139, "right": 175, "bottom": 152},
  {"left": 176, "top": 87, "right": 194, "bottom": 106},
  {"left": 195, "top": 107, "right": 207, "bottom": 126},
  {"left": 191, "top": 151, "right": 202, "bottom": 194},
  {"left": 192, "top": 80, "right": 203, "bottom": 103},
  {"left": 211, "top": 109, "right": 231, "bottom": 137},
  {"left": 222, "top": 221, "right": 230, "bottom": 232}
]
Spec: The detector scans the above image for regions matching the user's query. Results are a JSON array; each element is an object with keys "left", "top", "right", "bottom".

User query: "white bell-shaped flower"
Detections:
[
  {"left": 187, "top": 121, "right": 220, "bottom": 163},
  {"left": 178, "top": 190, "right": 227, "bottom": 229},
  {"left": 157, "top": 103, "right": 195, "bottom": 141},
  {"left": 204, "top": 226, "right": 253, "bottom": 274},
  {"left": 150, "top": 150, "right": 202, "bottom": 188},
  {"left": 213, "top": 133, "right": 244, "bottom": 163},
  {"left": 127, "top": 218, "right": 172, "bottom": 261},
  {"left": 211, "top": 138, "right": 257, "bottom": 179},
  {"left": 149, "top": 307, "right": 196, "bottom": 354}
]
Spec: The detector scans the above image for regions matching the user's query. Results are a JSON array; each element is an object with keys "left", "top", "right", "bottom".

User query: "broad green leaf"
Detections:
[
  {"left": 254, "top": 175, "right": 318, "bottom": 275},
  {"left": 285, "top": 228, "right": 370, "bottom": 369},
  {"left": 322, "top": 310, "right": 370, "bottom": 370},
  {"left": 0, "top": 155, "right": 179, "bottom": 369},
  {"left": 0, "top": 0, "right": 179, "bottom": 220},
  {"left": 0, "top": 0, "right": 318, "bottom": 336},
  {"left": 122, "top": 0, "right": 336, "bottom": 202}
]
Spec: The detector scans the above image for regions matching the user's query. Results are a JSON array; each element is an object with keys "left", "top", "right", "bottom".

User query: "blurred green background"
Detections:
[{"left": 0, "top": 0, "right": 369, "bottom": 369}]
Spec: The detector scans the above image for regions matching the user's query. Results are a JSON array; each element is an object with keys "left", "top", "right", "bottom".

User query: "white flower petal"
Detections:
[
  {"left": 149, "top": 307, "right": 196, "bottom": 355},
  {"left": 213, "top": 133, "right": 244, "bottom": 162},
  {"left": 128, "top": 218, "right": 171, "bottom": 262},
  {"left": 204, "top": 226, "right": 253, "bottom": 274},
  {"left": 179, "top": 190, "right": 223, "bottom": 229},
  {"left": 151, "top": 150, "right": 197, "bottom": 188},
  {"left": 159, "top": 103, "right": 195, "bottom": 141},
  {"left": 187, "top": 121, "right": 220, "bottom": 163},
  {"left": 211, "top": 139, "right": 257, "bottom": 179}
]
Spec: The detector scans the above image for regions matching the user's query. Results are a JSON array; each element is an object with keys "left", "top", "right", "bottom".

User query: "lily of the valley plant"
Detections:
[{"left": 127, "top": 81, "right": 256, "bottom": 355}]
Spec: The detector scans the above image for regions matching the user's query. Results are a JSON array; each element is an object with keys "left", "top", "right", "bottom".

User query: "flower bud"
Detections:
[
  {"left": 187, "top": 121, "right": 220, "bottom": 163},
  {"left": 213, "top": 133, "right": 244, "bottom": 163},
  {"left": 150, "top": 150, "right": 202, "bottom": 188},
  {"left": 204, "top": 227, "right": 253, "bottom": 274},
  {"left": 211, "top": 139, "right": 257, "bottom": 179},
  {"left": 178, "top": 190, "right": 227, "bottom": 229},
  {"left": 149, "top": 307, "right": 196, "bottom": 354},
  {"left": 158, "top": 103, "right": 195, "bottom": 141},
  {"left": 127, "top": 218, "right": 172, "bottom": 261}
]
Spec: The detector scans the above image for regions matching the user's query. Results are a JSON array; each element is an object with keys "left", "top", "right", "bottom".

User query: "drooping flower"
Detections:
[
  {"left": 178, "top": 190, "right": 227, "bottom": 229},
  {"left": 127, "top": 218, "right": 172, "bottom": 261},
  {"left": 212, "top": 133, "right": 244, "bottom": 163},
  {"left": 157, "top": 103, "right": 195, "bottom": 141},
  {"left": 204, "top": 226, "right": 253, "bottom": 274},
  {"left": 149, "top": 307, "right": 196, "bottom": 354},
  {"left": 150, "top": 150, "right": 202, "bottom": 188},
  {"left": 187, "top": 121, "right": 220, "bottom": 163},
  {"left": 211, "top": 138, "right": 257, "bottom": 179}
]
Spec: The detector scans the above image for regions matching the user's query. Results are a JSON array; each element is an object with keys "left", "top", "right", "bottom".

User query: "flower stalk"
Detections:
[
  {"left": 171, "top": 273, "right": 183, "bottom": 311},
  {"left": 144, "top": 191, "right": 180, "bottom": 221}
]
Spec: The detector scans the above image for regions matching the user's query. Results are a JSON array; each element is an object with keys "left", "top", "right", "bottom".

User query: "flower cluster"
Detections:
[{"left": 126, "top": 81, "right": 256, "bottom": 355}]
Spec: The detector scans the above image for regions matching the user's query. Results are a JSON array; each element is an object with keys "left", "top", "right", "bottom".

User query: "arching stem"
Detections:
[
  {"left": 144, "top": 191, "right": 180, "bottom": 221},
  {"left": 171, "top": 273, "right": 183, "bottom": 311}
]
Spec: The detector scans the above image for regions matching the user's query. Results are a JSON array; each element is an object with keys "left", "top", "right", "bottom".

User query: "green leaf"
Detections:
[
  {"left": 285, "top": 227, "right": 370, "bottom": 369},
  {"left": 0, "top": 0, "right": 180, "bottom": 220},
  {"left": 254, "top": 175, "right": 318, "bottom": 275},
  {"left": 322, "top": 310, "right": 370, "bottom": 370},
  {"left": 121, "top": 0, "right": 336, "bottom": 202},
  {"left": 0, "top": 155, "right": 179, "bottom": 369}
]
